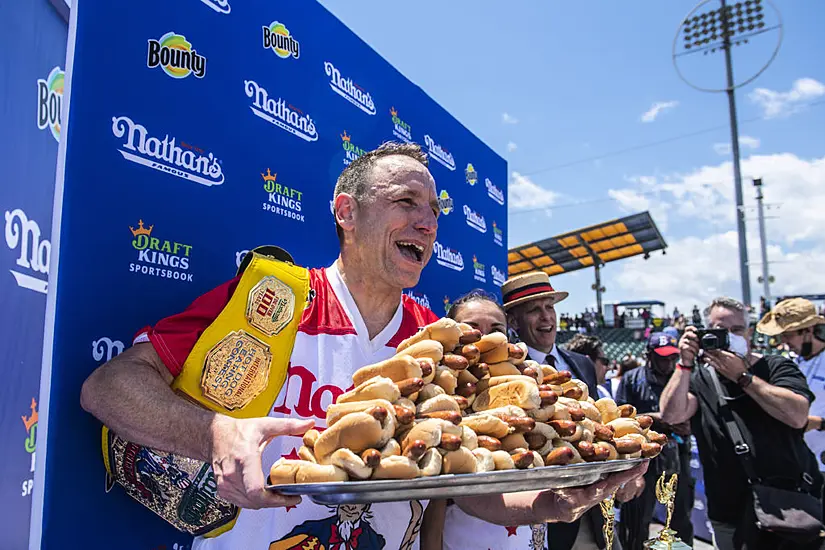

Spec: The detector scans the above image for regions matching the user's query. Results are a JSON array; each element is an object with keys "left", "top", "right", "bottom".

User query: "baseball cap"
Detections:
[{"left": 647, "top": 332, "right": 679, "bottom": 357}]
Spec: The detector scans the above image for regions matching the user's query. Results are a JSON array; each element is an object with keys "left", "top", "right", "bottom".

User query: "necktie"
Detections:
[{"left": 545, "top": 353, "right": 556, "bottom": 368}]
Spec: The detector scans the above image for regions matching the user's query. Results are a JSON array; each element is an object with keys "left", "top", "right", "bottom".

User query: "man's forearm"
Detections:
[
  {"left": 454, "top": 492, "right": 553, "bottom": 526},
  {"left": 744, "top": 376, "right": 809, "bottom": 429},
  {"left": 660, "top": 368, "right": 692, "bottom": 424}
]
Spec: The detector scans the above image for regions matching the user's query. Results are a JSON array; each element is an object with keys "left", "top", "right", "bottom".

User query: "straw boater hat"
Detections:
[
  {"left": 756, "top": 297, "right": 825, "bottom": 336},
  {"left": 501, "top": 272, "right": 568, "bottom": 311}
]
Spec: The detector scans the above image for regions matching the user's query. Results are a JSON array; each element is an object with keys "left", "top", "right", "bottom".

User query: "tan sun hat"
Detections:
[
  {"left": 501, "top": 271, "right": 568, "bottom": 311},
  {"left": 756, "top": 297, "right": 825, "bottom": 336}
]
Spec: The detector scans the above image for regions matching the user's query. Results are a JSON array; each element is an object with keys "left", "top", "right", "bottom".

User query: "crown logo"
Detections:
[
  {"left": 340, "top": 130, "right": 351, "bottom": 142},
  {"left": 261, "top": 168, "right": 277, "bottom": 182},
  {"left": 390, "top": 106, "right": 398, "bottom": 117},
  {"left": 492, "top": 220, "right": 498, "bottom": 229},
  {"left": 473, "top": 255, "right": 478, "bottom": 263},
  {"left": 129, "top": 219, "right": 154, "bottom": 238},
  {"left": 22, "top": 398, "right": 38, "bottom": 432}
]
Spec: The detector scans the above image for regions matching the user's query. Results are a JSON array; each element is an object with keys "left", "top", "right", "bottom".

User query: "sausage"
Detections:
[
  {"left": 592, "top": 444, "right": 610, "bottom": 461},
  {"left": 636, "top": 415, "right": 654, "bottom": 430},
  {"left": 522, "top": 366, "right": 540, "bottom": 379},
  {"left": 440, "top": 433, "right": 463, "bottom": 451},
  {"left": 367, "top": 406, "right": 388, "bottom": 423},
  {"left": 443, "top": 354, "right": 470, "bottom": 371},
  {"left": 647, "top": 431, "right": 668, "bottom": 446},
  {"left": 619, "top": 404, "right": 637, "bottom": 418},
  {"left": 402, "top": 440, "right": 428, "bottom": 461},
  {"left": 548, "top": 420, "right": 577, "bottom": 437},
  {"left": 544, "top": 371, "right": 573, "bottom": 385},
  {"left": 525, "top": 433, "right": 548, "bottom": 451},
  {"left": 614, "top": 437, "right": 642, "bottom": 455},
  {"left": 544, "top": 446, "right": 574, "bottom": 466},
  {"left": 538, "top": 384, "right": 554, "bottom": 393},
  {"left": 418, "top": 410, "right": 462, "bottom": 425},
  {"left": 508, "top": 343, "right": 527, "bottom": 362},
  {"left": 593, "top": 423, "right": 615, "bottom": 442},
  {"left": 468, "top": 364, "right": 488, "bottom": 380},
  {"left": 452, "top": 396, "right": 470, "bottom": 410},
  {"left": 540, "top": 391, "right": 559, "bottom": 406},
  {"left": 393, "top": 405, "right": 415, "bottom": 425},
  {"left": 416, "top": 358, "right": 435, "bottom": 378},
  {"left": 461, "top": 344, "right": 481, "bottom": 365},
  {"left": 456, "top": 382, "right": 477, "bottom": 398},
  {"left": 505, "top": 416, "right": 536, "bottom": 433},
  {"left": 641, "top": 442, "right": 662, "bottom": 458},
  {"left": 562, "top": 386, "right": 583, "bottom": 400},
  {"left": 460, "top": 329, "right": 483, "bottom": 345},
  {"left": 568, "top": 407, "right": 586, "bottom": 422},
  {"left": 477, "top": 435, "right": 502, "bottom": 451},
  {"left": 398, "top": 377, "right": 425, "bottom": 396},
  {"left": 361, "top": 449, "right": 381, "bottom": 468},
  {"left": 576, "top": 440, "right": 596, "bottom": 459},
  {"left": 511, "top": 451, "right": 534, "bottom": 469}
]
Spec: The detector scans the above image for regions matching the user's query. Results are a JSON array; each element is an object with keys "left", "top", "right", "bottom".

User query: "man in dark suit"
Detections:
[{"left": 502, "top": 272, "right": 607, "bottom": 550}]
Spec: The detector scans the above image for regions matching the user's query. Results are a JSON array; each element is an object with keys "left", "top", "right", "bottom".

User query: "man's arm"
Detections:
[
  {"left": 660, "top": 327, "right": 699, "bottom": 425},
  {"left": 806, "top": 416, "right": 823, "bottom": 432}
]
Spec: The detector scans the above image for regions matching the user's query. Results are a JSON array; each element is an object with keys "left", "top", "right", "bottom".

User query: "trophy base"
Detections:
[{"left": 643, "top": 529, "right": 692, "bottom": 550}]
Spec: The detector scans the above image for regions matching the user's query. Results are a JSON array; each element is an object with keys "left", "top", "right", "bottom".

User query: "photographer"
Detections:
[{"left": 659, "top": 297, "right": 822, "bottom": 550}]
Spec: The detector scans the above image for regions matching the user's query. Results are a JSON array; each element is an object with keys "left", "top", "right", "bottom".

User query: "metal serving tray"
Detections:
[{"left": 266, "top": 458, "right": 646, "bottom": 505}]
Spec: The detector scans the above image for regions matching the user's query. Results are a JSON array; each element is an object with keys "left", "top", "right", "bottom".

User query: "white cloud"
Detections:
[
  {"left": 608, "top": 187, "right": 672, "bottom": 231},
  {"left": 508, "top": 171, "right": 560, "bottom": 211},
  {"left": 507, "top": 141, "right": 518, "bottom": 153},
  {"left": 640, "top": 100, "right": 679, "bottom": 123},
  {"left": 502, "top": 112, "right": 519, "bottom": 125},
  {"left": 713, "top": 135, "right": 761, "bottom": 156},
  {"left": 749, "top": 78, "right": 825, "bottom": 119}
]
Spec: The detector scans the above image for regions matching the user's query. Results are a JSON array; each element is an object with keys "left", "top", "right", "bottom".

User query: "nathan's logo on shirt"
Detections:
[
  {"left": 491, "top": 265, "right": 507, "bottom": 287},
  {"left": 324, "top": 62, "right": 375, "bottom": 115},
  {"left": 433, "top": 241, "right": 463, "bottom": 271},
  {"left": 463, "top": 205, "right": 486, "bottom": 233},
  {"left": 465, "top": 163, "right": 478, "bottom": 186},
  {"left": 437, "top": 190, "right": 454, "bottom": 216},
  {"left": 37, "top": 66, "right": 64, "bottom": 143},
  {"left": 198, "top": 0, "right": 230, "bottom": 14},
  {"left": 472, "top": 255, "right": 486, "bottom": 283},
  {"left": 390, "top": 106, "right": 412, "bottom": 143},
  {"left": 129, "top": 220, "right": 193, "bottom": 282},
  {"left": 486, "top": 177, "right": 505, "bottom": 206},
  {"left": 492, "top": 220, "right": 504, "bottom": 246},
  {"left": 341, "top": 131, "right": 366, "bottom": 166},
  {"left": 20, "top": 398, "right": 38, "bottom": 497},
  {"left": 424, "top": 135, "right": 456, "bottom": 171},
  {"left": 245, "top": 80, "right": 318, "bottom": 142},
  {"left": 262, "top": 21, "right": 300, "bottom": 59},
  {"left": 404, "top": 290, "right": 431, "bottom": 310},
  {"left": 262, "top": 168, "right": 304, "bottom": 222},
  {"left": 4, "top": 208, "right": 50, "bottom": 294},
  {"left": 111, "top": 116, "right": 224, "bottom": 187},
  {"left": 146, "top": 32, "right": 207, "bottom": 79},
  {"left": 92, "top": 337, "right": 125, "bottom": 363}
]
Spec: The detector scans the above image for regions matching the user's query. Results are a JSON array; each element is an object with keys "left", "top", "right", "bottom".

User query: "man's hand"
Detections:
[
  {"left": 806, "top": 416, "right": 823, "bottom": 432},
  {"left": 615, "top": 476, "right": 645, "bottom": 503},
  {"left": 705, "top": 349, "right": 748, "bottom": 383},
  {"left": 679, "top": 327, "right": 700, "bottom": 367},
  {"left": 210, "top": 415, "right": 315, "bottom": 510}
]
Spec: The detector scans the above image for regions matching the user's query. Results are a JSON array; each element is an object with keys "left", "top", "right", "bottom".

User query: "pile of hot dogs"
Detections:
[{"left": 269, "top": 319, "right": 664, "bottom": 484}]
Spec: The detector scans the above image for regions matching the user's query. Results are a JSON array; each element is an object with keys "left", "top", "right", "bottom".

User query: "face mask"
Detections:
[
  {"left": 728, "top": 332, "right": 749, "bottom": 357},
  {"left": 801, "top": 332, "right": 814, "bottom": 358}
]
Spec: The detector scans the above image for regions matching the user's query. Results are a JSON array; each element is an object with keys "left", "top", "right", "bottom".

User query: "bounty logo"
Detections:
[
  {"left": 245, "top": 80, "right": 318, "bottom": 142},
  {"left": 341, "top": 131, "right": 366, "bottom": 166},
  {"left": 437, "top": 190, "right": 454, "bottom": 216},
  {"left": 5, "top": 208, "right": 50, "bottom": 294},
  {"left": 146, "top": 32, "right": 207, "bottom": 79},
  {"left": 390, "top": 107, "right": 412, "bottom": 143},
  {"left": 472, "top": 255, "right": 486, "bottom": 283},
  {"left": 324, "top": 62, "right": 376, "bottom": 115},
  {"left": 404, "top": 290, "right": 431, "bottom": 310},
  {"left": 262, "top": 168, "right": 304, "bottom": 222},
  {"left": 424, "top": 135, "right": 456, "bottom": 171},
  {"left": 492, "top": 220, "right": 504, "bottom": 246},
  {"left": 199, "top": 0, "right": 230, "bottom": 14},
  {"left": 433, "top": 241, "right": 464, "bottom": 272},
  {"left": 111, "top": 116, "right": 224, "bottom": 187},
  {"left": 37, "top": 66, "right": 64, "bottom": 143},
  {"left": 263, "top": 21, "right": 300, "bottom": 59},
  {"left": 21, "top": 398, "right": 38, "bottom": 497},
  {"left": 129, "top": 220, "right": 194, "bottom": 282},
  {"left": 465, "top": 163, "right": 478, "bottom": 186},
  {"left": 463, "top": 205, "right": 487, "bottom": 233},
  {"left": 491, "top": 265, "right": 507, "bottom": 287},
  {"left": 486, "top": 178, "right": 505, "bottom": 206}
]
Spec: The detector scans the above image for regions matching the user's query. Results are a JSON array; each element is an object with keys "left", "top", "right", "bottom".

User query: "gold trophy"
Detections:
[
  {"left": 644, "top": 472, "right": 692, "bottom": 549},
  {"left": 600, "top": 491, "right": 618, "bottom": 550}
]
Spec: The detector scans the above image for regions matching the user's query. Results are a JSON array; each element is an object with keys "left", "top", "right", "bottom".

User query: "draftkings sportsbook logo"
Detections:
[
  {"left": 199, "top": 0, "right": 230, "bottom": 14},
  {"left": 129, "top": 220, "right": 193, "bottom": 282},
  {"left": 262, "top": 168, "right": 304, "bottom": 222},
  {"left": 404, "top": 290, "right": 431, "bottom": 310},
  {"left": 21, "top": 398, "right": 38, "bottom": 497},
  {"left": 472, "top": 255, "right": 486, "bottom": 283},
  {"left": 262, "top": 21, "right": 300, "bottom": 59},
  {"left": 491, "top": 265, "right": 507, "bottom": 287},
  {"left": 437, "top": 190, "right": 454, "bottom": 216},
  {"left": 433, "top": 241, "right": 463, "bottom": 272},
  {"left": 146, "top": 32, "right": 207, "bottom": 79},
  {"left": 341, "top": 131, "right": 366, "bottom": 166},
  {"left": 492, "top": 220, "right": 504, "bottom": 246},
  {"left": 463, "top": 205, "right": 486, "bottom": 233},
  {"left": 390, "top": 107, "right": 412, "bottom": 143},
  {"left": 325, "top": 62, "right": 376, "bottom": 115},
  {"left": 37, "top": 66, "right": 64, "bottom": 143},
  {"left": 5, "top": 208, "right": 50, "bottom": 294},
  {"left": 111, "top": 116, "right": 224, "bottom": 187},
  {"left": 245, "top": 80, "right": 318, "bottom": 142},
  {"left": 465, "top": 163, "right": 478, "bottom": 186},
  {"left": 486, "top": 178, "right": 505, "bottom": 206},
  {"left": 424, "top": 135, "right": 456, "bottom": 171}
]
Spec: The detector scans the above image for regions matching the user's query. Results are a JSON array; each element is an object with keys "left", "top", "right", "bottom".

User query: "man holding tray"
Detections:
[{"left": 81, "top": 141, "right": 646, "bottom": 550}]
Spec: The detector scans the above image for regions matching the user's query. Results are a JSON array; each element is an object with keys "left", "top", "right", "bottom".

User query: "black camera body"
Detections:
[{"left": 697, "top": 328, "right": 730, "bottom": 351}]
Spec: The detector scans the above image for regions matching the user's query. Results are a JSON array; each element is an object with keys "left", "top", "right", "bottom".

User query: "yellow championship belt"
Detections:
[{"left": 102, "top": 247, "right": 310, "bottom": 537}]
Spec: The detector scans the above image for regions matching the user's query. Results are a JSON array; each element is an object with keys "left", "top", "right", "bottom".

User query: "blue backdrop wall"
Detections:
[{"left": 28, "top": 0, "right": 507, "bottom": 548}]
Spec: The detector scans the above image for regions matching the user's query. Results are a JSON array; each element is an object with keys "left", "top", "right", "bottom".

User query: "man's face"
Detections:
[
  {"left": 707, "top": 305, "right": 751, "bottom": 352},
  {"left": 781, "top": 328, "right": 811, "bottom": 356},
  {"left": 649, "top": 352, "right": 678, "bottom": 377},
  {"left": 592, "top": 349, "right": 609, "bottom": 384},
  {"left": 346, "top": 155, "right": 438, "bottom": 289},
  {"left": 509, "top": 297, "right": 558, "bottom": 353}
]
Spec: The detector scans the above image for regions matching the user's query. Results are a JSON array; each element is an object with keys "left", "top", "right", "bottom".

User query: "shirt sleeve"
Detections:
[
  {"left": 138, "top": 276, "right": 241, "bottom": 377},
  {"left": 765, "top": 355, "right": 816, "bottom": 404}
]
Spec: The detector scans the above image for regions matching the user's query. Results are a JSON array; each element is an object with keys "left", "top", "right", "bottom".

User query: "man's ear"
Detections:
[
  {"left": 334, "top": 193, "right": 357, "bottom": 235},
  {"left": 507, "top": 313, "right": 518, "bottom": 333}
]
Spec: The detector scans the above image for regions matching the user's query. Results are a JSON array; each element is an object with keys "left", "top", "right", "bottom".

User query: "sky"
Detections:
[{"left": 318, "top": 0, "right": 825, "bottom": 318}]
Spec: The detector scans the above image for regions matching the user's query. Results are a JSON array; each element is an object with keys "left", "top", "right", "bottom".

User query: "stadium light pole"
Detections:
[{"left": 673, "top": 0, "right": 782, "bottom": 310}]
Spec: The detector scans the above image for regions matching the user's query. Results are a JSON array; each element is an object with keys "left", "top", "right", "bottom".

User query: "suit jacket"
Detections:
[{"left": 526, "top": 348, "right": 600, "bottom": 403}]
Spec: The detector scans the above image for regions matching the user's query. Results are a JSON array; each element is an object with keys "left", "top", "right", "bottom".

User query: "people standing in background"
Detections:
[{"left": 566, "top": 334, "right": 613, "bottom": 400}]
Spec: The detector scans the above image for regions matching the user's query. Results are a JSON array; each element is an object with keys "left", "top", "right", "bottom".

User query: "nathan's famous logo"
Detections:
[
  {"left": 463, "top": 204, "right": 486, "bottom": 233},
  {"left": 486, "top": 177, "right": 505, "bottom": 206},
  {"left": 433, "top": 241, "right": 463, "bottom": 272},
  {"left": 472, "top": 255, "right": 486, "bottom": 283},
  {"left": 199, "top": 0, "right": 230, "bottom": 14},
  {"left": 341, "top": 130, "right": 366, "bottom": 166},
  {"left": 5, "top": 208, "right": 50, "bottom": 294},
  {"left": 404, "top": 290, "right": 431, "bottom": 310},
  {"left": 245, "top": 80, "right": 318, "bottom": 142},
  {"left": 262, "top": 21, "right": 300, "bottom": 59},
  {"left": 93, "top": 337, "right": 125, "bottom": 363},
  {"left": 262, "top": 168, "right": 304, "bottom": 222},
  {"left": 146, "top": 32, "right": 207, "bottom": 79},
  {"left": 491, "top": 265, "right": 507, "bottom": 287},
  {"left": 390, "top": 107, "right": 412, "bottom": 143},
  {"left": 437, "top": 190, "right": 454, "bottom": 216},
  {"left": 325, "top": 62, "right": 375, "bottom": 115},
  {"left": 129, "top": 220, "right": 193, "bottom": 282},
  {"left": 492, "top": 220, "right": 504, "bottom": 246},
  {"left": 37, "top": 66, "right": 64, "bottom": 143},
  {"left": 465, "top": 163, "right": 478, "bottom": 186},
  {"left": 21, "top": 398, "right": 38, "bottom": 497},
  {"left": 424, "top": 135, "right": 456, "bottom": 171},
  {"left": 111, "top": 116, "right": 224, "bottom": 187}
]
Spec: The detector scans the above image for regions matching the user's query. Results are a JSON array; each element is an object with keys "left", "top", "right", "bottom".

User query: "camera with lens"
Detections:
[{"left": 697, "top": 328, "right": 730, "bottom": 351}]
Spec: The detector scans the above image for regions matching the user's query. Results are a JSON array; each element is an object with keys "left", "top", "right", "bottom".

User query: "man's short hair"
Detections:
[
  {"left": 703, "top": 296, "right": 746, "bottom": 322},
  {"left": 565, "top": 334, "right": 603, "bottom": 363},
  {"left": 332, "top": 141, "right": 428, "bottom": 243}
]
